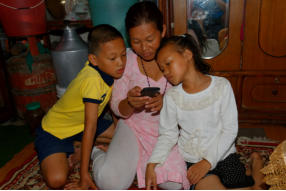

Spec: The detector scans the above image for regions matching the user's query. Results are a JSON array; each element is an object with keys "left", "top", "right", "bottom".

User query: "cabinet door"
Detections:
[
  {"left": 172, "top": 0, "right": 244, "bottom": 71},
  {"left": 242, "top": 0, "right": 286, "bottom": 70}
]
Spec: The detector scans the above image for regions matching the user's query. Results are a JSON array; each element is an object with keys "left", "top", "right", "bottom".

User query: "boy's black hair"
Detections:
[
  {"left": 158, "top": 34, "right": 211, "bottom": 74},
  {"left": 125, "top": 1, "right": 163, "bottom": 34},
  {"left": 88, "top": 24, "right": 123, "bottom": 54}
]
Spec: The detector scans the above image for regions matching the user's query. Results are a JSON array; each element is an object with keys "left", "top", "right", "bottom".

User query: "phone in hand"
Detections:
[{"left": 140, "top": 87, "right": 160, "bottom": 97}]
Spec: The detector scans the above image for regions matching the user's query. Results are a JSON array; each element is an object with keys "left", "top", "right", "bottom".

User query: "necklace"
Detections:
[{"left": 139, "top": 57, "right": 168, "bottom": 94}]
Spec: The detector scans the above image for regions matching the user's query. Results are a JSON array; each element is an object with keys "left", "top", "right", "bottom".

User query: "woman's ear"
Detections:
[
  {"left": 161, "top": 24, "right": 167, "bottom": 38},
  {"left": 88, "top": 54, "right": 97, "bottom": 66}
]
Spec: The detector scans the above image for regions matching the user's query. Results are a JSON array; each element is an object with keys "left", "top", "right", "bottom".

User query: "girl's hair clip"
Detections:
[{"left": 179, "top": 34, "right": 186, "bottom": 38}]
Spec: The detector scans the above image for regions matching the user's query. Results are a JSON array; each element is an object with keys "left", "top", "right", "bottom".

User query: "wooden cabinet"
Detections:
[
  {"left": 171, "top": 0, "right": 286, "bottom": 124},
  {"left": 242, "top": 76, "right": 286, "bottom": 112},
  {"left": 242, "top": 0, "right": 286, "bottom": 71}
]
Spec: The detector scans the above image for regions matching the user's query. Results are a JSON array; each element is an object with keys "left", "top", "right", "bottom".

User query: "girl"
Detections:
[
  {"left": 90, "top": 2, "right": 189, "bottom": 190},
  {"left": 146, "top": 34, "right": 265, "bottom": 189}
]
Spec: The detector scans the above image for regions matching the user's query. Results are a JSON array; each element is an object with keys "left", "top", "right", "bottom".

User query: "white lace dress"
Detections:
[{"left": 149, "top": 76, "right": 238, "bottom": 170}]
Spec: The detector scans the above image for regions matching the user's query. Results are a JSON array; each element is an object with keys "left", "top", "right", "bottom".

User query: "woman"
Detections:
[{"left": 91, "top": 1, "right": 189, "bottom": 190}]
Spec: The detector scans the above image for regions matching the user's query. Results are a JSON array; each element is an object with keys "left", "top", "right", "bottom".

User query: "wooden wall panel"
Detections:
[
  {"left": 242, "top": 0, "right": 286, "bottom": 70},
  {"left": 259, "top": 0, "right": 286, "bottom": 57},
  {"left": 173, "top": 0, "right": 187, "bottom": 35}
]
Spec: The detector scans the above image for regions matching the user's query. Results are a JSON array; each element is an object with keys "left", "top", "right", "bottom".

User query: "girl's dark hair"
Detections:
[
  {"left": 158, "top": 34, "right": 211, "bottom": 74},
  {"left": 88, "top": 24, "right": 123, "bottom": 54},
  {"left": 125, "top": 1, "right": 163, "bottom": 34}
]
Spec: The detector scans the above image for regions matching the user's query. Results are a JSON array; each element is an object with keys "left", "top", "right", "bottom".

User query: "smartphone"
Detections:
[{"left": 140, "top": 87, "right": 160, "bottom": 97}]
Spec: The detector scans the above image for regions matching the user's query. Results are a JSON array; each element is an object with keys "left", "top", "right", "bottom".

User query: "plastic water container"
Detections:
[
  {"left": 6, "top": 52, "right": 57, "bottom": 117},
  {"left": 0, "top": 0, "right": 46, "bottom": 37}
]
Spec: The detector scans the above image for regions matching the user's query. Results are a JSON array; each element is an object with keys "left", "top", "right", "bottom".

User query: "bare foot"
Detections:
[
  {"left": 96, "top": 144, "right": 109, "bottom": 152},
  {"left": 245, "top": 166, "right": 251, "bottom": 176},
  {"left": 249, "top": 152, "right": 266, "bottom": 189},
  {"left": 68, "top": 141, "right": 81, "bottom": 169}
]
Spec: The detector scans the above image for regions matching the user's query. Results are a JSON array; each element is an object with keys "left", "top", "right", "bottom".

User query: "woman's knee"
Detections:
[
  {"left": 95, "top": 170, "right": 133, "bottom": 190},
  {"left": 159, "top": 182, "right": 182, "bottom": 190}
]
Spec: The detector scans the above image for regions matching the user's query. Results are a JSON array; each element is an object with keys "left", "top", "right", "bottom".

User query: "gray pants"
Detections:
[{"left": 91, "top": 120, "right": 182, "bottom": 190}]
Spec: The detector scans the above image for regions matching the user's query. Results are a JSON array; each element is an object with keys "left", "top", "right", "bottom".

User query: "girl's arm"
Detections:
[
  {"left": 148, "top": 92, "right": 179, "bottom": 164},
  {"left": 78, "top": 102, "right": 99, "bottom": 189},
  {"left": 145, "top": 163, "right": 159, "bottom": 190},
  {"left": 146, "top": 93, "right": 179, "bottom": 188},
  {"left": 203, "top": 79, "right": 238, "bottom": 170}
]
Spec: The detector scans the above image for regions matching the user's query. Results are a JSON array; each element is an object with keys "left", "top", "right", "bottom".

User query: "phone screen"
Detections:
[{"left": 140, "top": 87, "right": 160, "bottom": 97}]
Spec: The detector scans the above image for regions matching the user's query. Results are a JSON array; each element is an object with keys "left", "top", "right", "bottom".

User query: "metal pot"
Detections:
[{"left": 51, "top": 25, "right": 88, "bottom": 97}]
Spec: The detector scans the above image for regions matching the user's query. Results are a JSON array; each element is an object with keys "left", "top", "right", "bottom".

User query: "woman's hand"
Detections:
[
  {"left": 187, "top": 159, "right": 211, "bottom": 185},
  {"left": 145, "top": 93, "right": 163, "bottom": 113},
  {"left": 64, "top": 172, "right": 97, "bottom": 190},
  {"left": 127, "top": 86, "right": 150, "bottom": 109},
  {"left": 145, "top": 163, "right": 158, "bottom": 190}
]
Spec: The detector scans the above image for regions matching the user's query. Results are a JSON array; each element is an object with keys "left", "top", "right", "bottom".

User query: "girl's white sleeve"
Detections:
[
  {"left": 203, "top": 80, "right": 238, "bottom": 169},
  {"left": 148, "top": 93, "right": 179, "bottom": 165}
]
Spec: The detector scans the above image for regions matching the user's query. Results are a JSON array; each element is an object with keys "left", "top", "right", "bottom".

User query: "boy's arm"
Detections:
[{"left": 79, "top": 102, "right": 99, "bottom": 189}]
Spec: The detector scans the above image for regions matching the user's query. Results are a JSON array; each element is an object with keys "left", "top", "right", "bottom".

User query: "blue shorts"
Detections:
[{"left": 34, "top": 114, "right": 112, "bottom": 163}]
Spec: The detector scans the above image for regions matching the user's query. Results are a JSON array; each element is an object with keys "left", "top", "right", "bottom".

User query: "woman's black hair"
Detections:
[
  {"left": 158, "top": 34, "right": 211, "bottom": 74},
  {"left": 125, "top": 1, "right": 163, "bottom": 34}
]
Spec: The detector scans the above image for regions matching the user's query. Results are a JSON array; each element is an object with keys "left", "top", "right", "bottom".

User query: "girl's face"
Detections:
[
  {"left": 157, "top": 44, "right": 190, "bottom": 85},
  {"left": 129, "top": 22, "right": 166, "bottom": 61}
]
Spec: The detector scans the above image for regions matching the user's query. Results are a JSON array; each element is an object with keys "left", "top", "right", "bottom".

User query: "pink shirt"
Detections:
[{"left": 111, "top": 49, "right": 190, "bottom": 189}]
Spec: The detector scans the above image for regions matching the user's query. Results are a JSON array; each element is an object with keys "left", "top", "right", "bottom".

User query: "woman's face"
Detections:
[{"left": 129, "top": 22, "right": 165, "bottom": 61}]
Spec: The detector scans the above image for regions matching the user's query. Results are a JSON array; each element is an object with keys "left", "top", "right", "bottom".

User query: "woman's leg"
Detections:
[
  {"left": 159, "top": 182, "right": 183, "bottom": 190},
  {"left": 92, "top": 120, "right": 139, "bottom": 189}
]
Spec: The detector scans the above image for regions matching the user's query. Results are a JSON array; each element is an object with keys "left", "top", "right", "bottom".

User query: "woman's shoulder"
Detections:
[
  {"left": 124, "top": 48, "right": 139, "bottom": 72},
  {"left": 126, "top": 48, "right": 137, "bottom": 62}
]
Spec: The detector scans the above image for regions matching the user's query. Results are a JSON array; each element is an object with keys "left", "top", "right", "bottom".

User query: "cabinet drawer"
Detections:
[{"left": 242, "top": 76, "right": 286, "bottom": 111}]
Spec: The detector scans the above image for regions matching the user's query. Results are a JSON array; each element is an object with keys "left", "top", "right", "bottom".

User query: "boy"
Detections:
[{"left": 34, "top": 24, "right": 126, "bottom": 189}]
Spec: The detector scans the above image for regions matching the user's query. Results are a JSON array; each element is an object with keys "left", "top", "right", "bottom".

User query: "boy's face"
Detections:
[{"left": 92, "top": 38, "right": 126, "bottom": 79}]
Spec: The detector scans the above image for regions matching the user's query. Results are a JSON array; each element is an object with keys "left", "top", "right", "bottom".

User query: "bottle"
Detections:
[
  {"left": 51, "top": 25, "right": 88, "bottom": 98},
  {"left": 25, "top": 102, "right": 45, "bottom": 136}
]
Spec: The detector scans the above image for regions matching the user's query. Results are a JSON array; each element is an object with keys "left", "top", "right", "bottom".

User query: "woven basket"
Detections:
[{"left": 260, "top": 140, "right": 286, "bottom": 190}]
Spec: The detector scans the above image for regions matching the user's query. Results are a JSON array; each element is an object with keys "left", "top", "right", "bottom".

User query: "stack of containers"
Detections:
[{"left": 0, "top": 0, "right": 57, "bottom": 117}]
